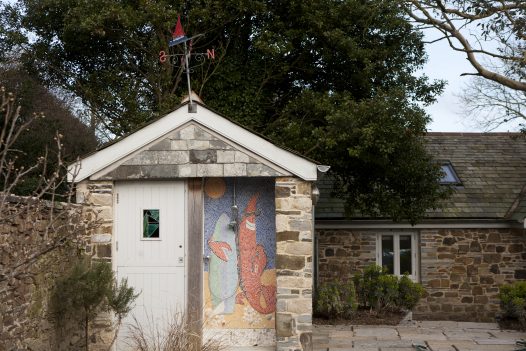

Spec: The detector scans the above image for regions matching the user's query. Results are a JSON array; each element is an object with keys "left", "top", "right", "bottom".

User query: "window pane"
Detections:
[
  {"left": 440, "top": 164, "right": 460, "bottom": 184},
  {"left": 399, "top": 235, "right": 412, "bottom": 275},
  {"left": 381, "top": 235, "right": 394, "bottom": 274},
  {"left": 143, "top": 209, "right": 160, "bottom": 238}
]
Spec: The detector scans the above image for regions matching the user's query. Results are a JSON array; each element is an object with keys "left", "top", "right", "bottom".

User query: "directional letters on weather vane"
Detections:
[{"left": 158, "top": 15, "right": 215, "bottom": 68}]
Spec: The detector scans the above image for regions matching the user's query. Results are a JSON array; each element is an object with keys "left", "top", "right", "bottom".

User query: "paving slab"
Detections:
[
  {"left": 354, "top": 327, "right": 399, "bottom": 337},
  {"left": 418, "top": 321, "right": 459, "bottom": 329},
  {"left": 426, "top": 340, "right": 469, "bottom": 351},
  {"left": 443, "top": 330, "right": 492, "bottom": 340},
  {"left": 474, "top": 338, "right": 518, "bottom": 345},
  {"left": 457, "top": 322, "right": 499, "bottom": 330},
  {"left": 313, "top": 321, "right": 526, "bottom": 351}
]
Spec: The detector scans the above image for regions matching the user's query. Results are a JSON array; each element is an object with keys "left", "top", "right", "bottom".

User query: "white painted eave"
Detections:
[{"left": 68, "top": 104, "right": 319, "bottom": 182}]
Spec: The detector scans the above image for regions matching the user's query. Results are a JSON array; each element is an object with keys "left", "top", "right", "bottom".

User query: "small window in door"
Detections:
[{"left": 143, "top": 209, "right": 160, "bottom": 238}]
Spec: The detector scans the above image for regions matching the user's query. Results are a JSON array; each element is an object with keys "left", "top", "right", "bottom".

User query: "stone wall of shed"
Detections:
[
  {"left": 316, "top": 227, "right": 526, "bottom": 322},
  {"left": 275, "top": 177, "right": 314, "bottom": 351}
]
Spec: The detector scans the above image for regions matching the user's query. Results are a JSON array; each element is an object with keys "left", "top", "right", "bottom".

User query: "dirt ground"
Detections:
[{"left": 314, "top": 309, "right": 406, "bottom": 326}]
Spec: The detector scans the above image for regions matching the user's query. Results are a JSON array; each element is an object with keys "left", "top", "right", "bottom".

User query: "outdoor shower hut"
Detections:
[{"left": 69, "top": 99, "right": 323, "bottom": 351}]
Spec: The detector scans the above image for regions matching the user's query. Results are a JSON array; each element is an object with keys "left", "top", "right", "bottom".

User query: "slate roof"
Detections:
[{"left": 316, "top": 133, "right": 526, "bottom": 221}]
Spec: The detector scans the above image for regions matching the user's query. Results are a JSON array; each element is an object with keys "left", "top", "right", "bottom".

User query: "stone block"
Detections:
[
  {"left": 286, "top": 299, "right": 312, "bottom": 314},
  {"left": 97, "top": 244, "right": 112, "bottom": 258},
  {"left": 92, "top": 234, "right": 112, "bottom": 243},
  {"left": 514, "top": 269, "right": 526, "bottom": 279},
  {"left": 234, "top": 151, "right": 250, "bottom": 163},
  {"left": 194, "top": 127, "right": 212, "bottom": 140},
  {"left": 178, "top": 164, "right": 197, "bottom": 177},
  {"left": 224, "top": 163, "right": 247, "bottom": 176},
  {"left": 148, "top": 139, "right": 171, "bottom": 151},
  {"left": 247, "top": 163, "right": 281, "bottom": 176},
  {"left": 217, "top": 150, "right": 235, "bottom": 163},
  {"left": 90, "top": 193, "right": 113, "bottom": 207},
  {"left": 276, "top": 254, "right": 306, "bottom": 270},
  {"left": 276, "top": 214, "right": 289, "bottom": 233},
  {"left": 179, "top": 125, "right": 195, "bottom": 139},
  {"left": 276, "top": 186, "right": 291, "bottom": 198},
  {"left": 170, "top": 140, "right": 188, "bottom": 150},
  {"left": 292, "top": 197, "right": 312, "bottom": 211},
  {"left": 124, "top": 151, "right": 158, "bottom": 165},
  {"left": 157, "top": 151, "right": 189, "bottom": 164},
  {"left": 190, "top": 150, "right": 217, "bottom": 163},
  {"left": 188, "top": 140, "right": 210, "bottom": 150},
  {"left": 196, "top": 164, "right": 223, "bottom": 177},
  {"left": 284, "top": 242, "right": 312, "bottom": 256},
  {"left": 210, "top": 140, "right": 233, "bottom": 149},
  {"left": 277, "top": 231, "right": 300, "bottom": 242},
  {"left": 277, "top": 276, "right": 312, "bottom": 289},
  {"left": 482, "top": 253, "right": 501, "bottom": 264},
  {"left": 276, "top": 313, "right": 294, "bottom": 337},
  {"left": 148, "top": 165, "right": 179, "bottom": 178},
  {"left": 288, "top": 220, "right": 312, "bottom": 232},
  {"left": 508, "top": 243, "right": 523, "bottom": 253}
]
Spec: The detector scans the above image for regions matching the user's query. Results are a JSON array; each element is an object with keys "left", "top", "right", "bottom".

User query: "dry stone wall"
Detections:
[
  {"left": 275, "top": 177, "right": 313, "bottom": 351},
  {"left": 0, "top": 198, "right": 103, "bottom": 350},
  {"left": 316, "top": 227, "right": 526, "bottom": 322},
  {"left": 317, "top": 229, "right": 376, "bottom": 285},
  {"left": 415, "top": 228, "right": 526, "bottom": 321}
]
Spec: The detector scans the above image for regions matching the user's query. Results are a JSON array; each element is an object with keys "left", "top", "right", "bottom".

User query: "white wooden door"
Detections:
[{"left": 114, "top": 181, "right": 186, "bottom": 350}]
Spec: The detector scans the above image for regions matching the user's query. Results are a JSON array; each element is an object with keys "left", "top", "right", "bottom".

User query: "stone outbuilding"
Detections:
[
  {"left": 69, "top": 99, "right": 326, "bottom": 350},
  {"left": 315, "top": 133, "right": 526, "bottom": 322}
]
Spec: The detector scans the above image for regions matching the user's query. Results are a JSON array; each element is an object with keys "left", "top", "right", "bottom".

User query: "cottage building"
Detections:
[
  {"left": 70, "top": 99, "right": 326, "bottom": 350},
  {"left": 315, "top": 133, "right": 526, "bottom": 321}
]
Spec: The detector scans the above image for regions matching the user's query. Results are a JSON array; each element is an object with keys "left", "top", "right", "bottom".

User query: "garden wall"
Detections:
[
  {"left": 0, "top": 197, "right": 109, "bottom": 350},
  {"left": 316, "top": 227, "right": 526, "bottom": 322}
]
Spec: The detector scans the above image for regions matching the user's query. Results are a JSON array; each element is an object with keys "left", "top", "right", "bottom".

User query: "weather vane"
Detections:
[{"left": 159, "top": 15, "right": 215, "bottom": 112}]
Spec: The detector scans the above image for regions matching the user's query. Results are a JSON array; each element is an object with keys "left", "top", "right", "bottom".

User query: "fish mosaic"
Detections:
[{"left": 203, "top": 178, "right": 276, "bottom": 329}]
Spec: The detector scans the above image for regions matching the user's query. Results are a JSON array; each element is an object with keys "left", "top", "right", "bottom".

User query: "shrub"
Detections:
[
  {"left": 398, "top": 274, "right": 426, "bottom": 310},
  {"left": 50, "top": 259, "right": 139, "bottom": 350},
  {"left": 315, "top": 281, "right": 357, "bottom": 319},
  {"left": 353, "top": 264, "right": 385, "bottom": 309},
  {"left": 353, "top": 264, "right": 425, "bottom": 313},
  {"left": 499, "top": 281, "right": 526, "bottom": 328}
]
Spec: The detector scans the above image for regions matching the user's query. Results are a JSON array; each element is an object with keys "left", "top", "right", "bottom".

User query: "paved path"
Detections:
[{"left": 313, "top": 321, "right": 526, "bottom": 351}]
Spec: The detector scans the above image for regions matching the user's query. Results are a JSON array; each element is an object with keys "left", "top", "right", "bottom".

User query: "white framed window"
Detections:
[{"left": 376, "top": 232, "right": 419, "bottom": 281}]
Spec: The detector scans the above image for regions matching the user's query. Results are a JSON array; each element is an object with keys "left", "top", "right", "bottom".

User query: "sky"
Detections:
[{"left": 420, "top": 30, "right": 521, "bottom": 133}]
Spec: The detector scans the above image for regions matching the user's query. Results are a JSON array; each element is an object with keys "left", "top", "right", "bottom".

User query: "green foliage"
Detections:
[
  {"left": 353, "top": 264, "right": 425, "bottom": 312},
  {"left": 1, "top": 0, "right": 448, "bottom": 221},
  {"left": 51, "top": 259, "right": 113, "bottom": 322},
  {"left": 315, "top": 281, "right": 357, "bottom": 319},
  {"left": 499, "top": 281, "right": 526, "bottom": 327},
  {"left": 51, "top": 259, "right": 139, "bottom": 349},
  {"left": 398, "top": 274, "right": 425, "bottom": 310}
]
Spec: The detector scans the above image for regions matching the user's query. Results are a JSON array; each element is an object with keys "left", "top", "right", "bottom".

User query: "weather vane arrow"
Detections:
[{"left": 159, "top": 15, "right": 215, "bottom": 112}]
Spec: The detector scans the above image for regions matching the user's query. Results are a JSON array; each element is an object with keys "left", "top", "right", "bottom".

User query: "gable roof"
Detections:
[
  {"left": 69, "top": 102, "right": 320, "bottom": 182},
  {"left": 316, "top": 133, "right": 526, "bottom": 221}
]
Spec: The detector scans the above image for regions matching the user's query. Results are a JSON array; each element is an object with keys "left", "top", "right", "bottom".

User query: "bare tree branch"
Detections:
[{"left": 401, "top": 0, "right": 526, "bottom": 91}]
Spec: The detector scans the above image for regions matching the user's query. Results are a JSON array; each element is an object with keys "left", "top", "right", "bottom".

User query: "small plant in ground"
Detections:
[
  {"left": 398, "top": 274, "right": 425, "bottom": 310},
  {"left": 128, "top": 311, "right": 224, "bottom": 351},
  {"left": 50, "top": 259, "right": 139, "bottom": 350},
  {"left": 499, "top": 281, "right": 526, "bottom": 330},
  {"left": 315, "top": 281, "right": 357, "bottom": 319},
  {"left": 353, "top": 264, "right": 425, "bottom": 313}
]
